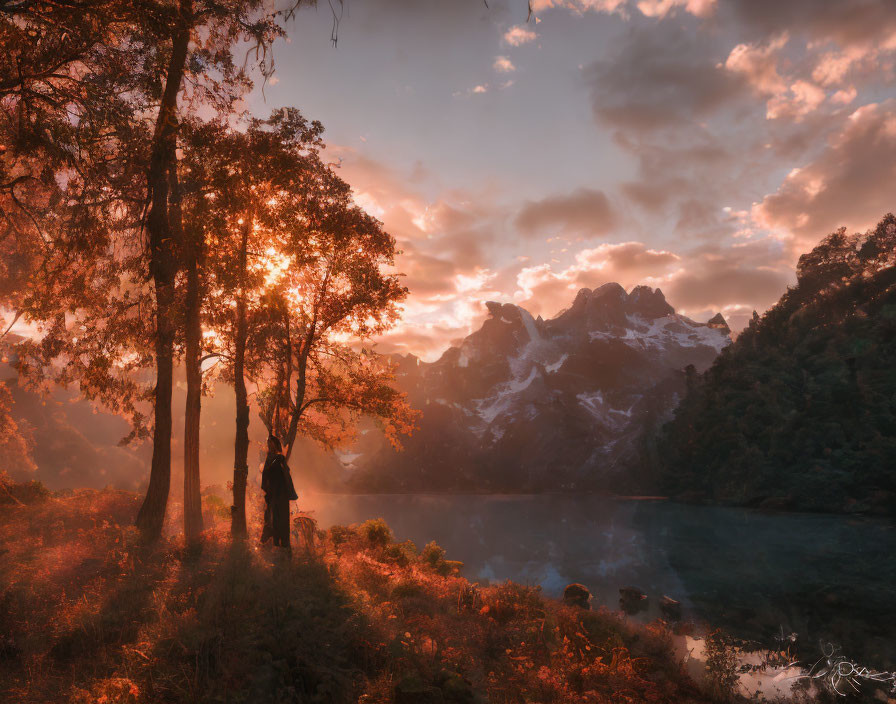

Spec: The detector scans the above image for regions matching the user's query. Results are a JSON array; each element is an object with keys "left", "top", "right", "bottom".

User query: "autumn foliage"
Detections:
[
  {"left": 2, "top": 0, "right": 417, "bottom": 541},
  {"left": 0, "top": 483, "right": 712, "bottom": 704}
]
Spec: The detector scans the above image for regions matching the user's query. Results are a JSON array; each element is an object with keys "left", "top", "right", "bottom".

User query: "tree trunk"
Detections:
[
  {"left": 135, "top": 5, "right": 191, "bottom": 541},
  {"left": 283, "top": 269, "right": 329, "bottom": 459},
  {"left": 268, "top": 316, "right": 291, "bottom": 439},
  {"left": 280, "top": 316, "right": 292, "bottom": 439},
  {"left": 284, "top": 360, "right": 306, "bottom": 461},
  {"left": 182, "top": 216, "right": 203, "bottom": 542},
  {"left": 231, "top": 218, "right": 250, "bottom": 538}
]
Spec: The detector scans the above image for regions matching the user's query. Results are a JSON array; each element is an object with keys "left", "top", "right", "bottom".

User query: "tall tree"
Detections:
[
  {"left": 3, "top": 0, "right": 315, "bottom": 541},
  {"left": 252, "top": 164, "right": 417, "bottom": 461},
  {"left": 137, "top": 0, "right": 192, "bottom": 539},
  {"left": 180, "top": 110, "right": 324, "bottom": 537},
  {"left": 180, "top": 111, "right": 416, "bottom": 534}
]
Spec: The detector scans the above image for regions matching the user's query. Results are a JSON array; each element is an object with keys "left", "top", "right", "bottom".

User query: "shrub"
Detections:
[
  {"left": 420, "top": 540, "right": 445, "bottom": 567},
  {"left": 480, "top": 581, "right": 544, "bottom": 625},
  {"left": 383, "top": 540, "right": 417, "bottom": 567},
  {"left": 420, "top": 540, "right": 463, "bottom": 577},
  {"left": 360, "top": 518, "right": 393, "bottom": 547},
  {"left": 202, "top": 493, "right": 230, "bottom": 521},
  {"left": 328, "top": 523, "right": 358, "bottom": 552},
  {"left": 0, "top": 472, "right": 50, "bottom": 505}
]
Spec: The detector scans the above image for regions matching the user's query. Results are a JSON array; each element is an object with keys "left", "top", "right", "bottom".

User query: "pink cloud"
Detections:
[
  {"left": 493, "top": 56, "right": 516, "bottom": 73},
  {"left": 503, "top": 25, "right": 536, "bottom": 46},
  {"left": 766, "top": 80, "right": 827, "bottom": 121},
  {"left": 330, "top": 149, "right": 516, "bottom": 359},
  {"left": 755, "top": 100, "right": 896, "bottom": 247},
  {"left": 512, "top": 242, "right": 682, "bottom": 317},
  {"left": 530, "top": 0, "right": 713, "bottom": 18},
  {"left": 636, "top": 0, "right": 715, "bottom": 18},
  {"left": 724, "top": 34, "right": 789, "bottom": 97}
]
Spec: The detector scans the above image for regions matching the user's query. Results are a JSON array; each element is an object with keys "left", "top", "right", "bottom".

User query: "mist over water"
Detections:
[{"left": 301, "top": 493, "right": 896, "bottom": 668}]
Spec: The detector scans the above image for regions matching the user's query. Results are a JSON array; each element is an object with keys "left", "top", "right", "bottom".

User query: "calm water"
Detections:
[{"left": 300, "top": 494, "right": 896, "bottom": 668}]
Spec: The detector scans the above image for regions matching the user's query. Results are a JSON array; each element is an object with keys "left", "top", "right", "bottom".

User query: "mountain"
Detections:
[
  {"left": 657, "top": 214, "right": 896, "bottom": 515},
  {"left": 347, "top": 283, "right": 730, "bottom": 492}
]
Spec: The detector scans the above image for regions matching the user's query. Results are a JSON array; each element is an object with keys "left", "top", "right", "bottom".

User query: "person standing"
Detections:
[{"left": 261, "top": 435, "right": 298, "bottom": 550}]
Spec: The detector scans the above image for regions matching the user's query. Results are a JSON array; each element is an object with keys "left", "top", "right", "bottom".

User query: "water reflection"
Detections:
[{"left": 300, "top": 494, "right": 895, "bottom": 668}]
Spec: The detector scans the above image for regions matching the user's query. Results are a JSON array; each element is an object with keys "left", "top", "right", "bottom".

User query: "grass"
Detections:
[{"left": 0, "top": 475, "right": 715, "bottom": 703}]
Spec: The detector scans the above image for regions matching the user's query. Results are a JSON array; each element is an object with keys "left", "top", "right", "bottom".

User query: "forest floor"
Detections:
[{"left": 0, "top": 478, "right": 809, "bottom": 704}]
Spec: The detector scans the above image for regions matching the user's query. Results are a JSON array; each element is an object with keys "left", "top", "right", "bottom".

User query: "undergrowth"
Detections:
[{"left": 0, "top": 481, "right": 713, "bottom": 703}]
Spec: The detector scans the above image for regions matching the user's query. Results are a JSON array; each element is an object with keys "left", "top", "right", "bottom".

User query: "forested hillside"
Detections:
[{"left": 657, "top": 214, "right": 896, "bottom": 515}]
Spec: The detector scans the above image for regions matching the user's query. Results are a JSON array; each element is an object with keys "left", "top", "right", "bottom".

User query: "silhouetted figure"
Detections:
[{"left": 261, "top": 435, "right": 298, "bottom": 550}]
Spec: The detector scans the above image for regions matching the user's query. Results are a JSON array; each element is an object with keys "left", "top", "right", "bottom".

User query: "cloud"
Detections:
[
  {"left": 724, "top": 34, "right": 789, "bottom": 97},
  {"left": 659, "top": 237, "right": 792, "bottom": 320},
  {"left": 508, "top": 233, "right": 793, "bottom": 327},
  {"left": 831, "top": 86, "right": 857, "bottom": 105},
  {"left": 584, "top": 26, "right": 746, "bottom": 131},
  {"left": 578, "top": 241, "right": 681, "bottom": 275},
  {"left": 512, "top": 241, "right": 682, "bottom": 316},
  {"left": 754, "top": 101, "right": 896, "bottom": 246},
  {"left": 765, "top": 80, "right": 827, "bottom": 121},
  {"left": 329, "top": 149, "right": 518, "bottom": 359},
  {"left": 493, "top": 55, "right": 516, "bottom": 73},
  {"left": 664, "top": 262, "right": 789, "bottom": 313},
  {"left": 504, "top": 24, "right": 536, "bottom": 46},
  {"left": 453, "top": 84, "right": 491, "bottom": 98},
  {"left": 729, "top": 0, "right": 896, "bottom": 51},
  {"left": 530, "top": 0, "right": 713, "bottom": 18},
  {"left": 723, "top": 34, "right": 853, "bottom": 122},
  {"left": 515, "top": 188, "right": 618, "bottom": 238},
  {"left": 615, "top": 133, "right": 740, "bottom": 240},
  {"left": 812, "top": 45, "right": 877, "bottom": 87},
  {"left": 635, "top": 0, "right": 715, "bottom": 18},
  {"left": 620, "top": 180, "right": 675, "bottom": 214}
]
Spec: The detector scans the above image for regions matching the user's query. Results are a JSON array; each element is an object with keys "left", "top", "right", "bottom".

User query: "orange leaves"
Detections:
[
  {"left": 195, "top": 112, "right": 415, "bottom": 456},
  {"left": 70, "top": 677, "right": 140, "bottom": 704},
  {"left": 3, "top": 494, "right": 706, "bottom": 704}
]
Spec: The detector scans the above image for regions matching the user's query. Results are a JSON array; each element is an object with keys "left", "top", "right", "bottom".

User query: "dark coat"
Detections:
[
  {"left": 261, "top": 453, "right": 297, "bottom": 547},
  {"left": 261, "top": 453, "right": 298, "bottom": 502}
]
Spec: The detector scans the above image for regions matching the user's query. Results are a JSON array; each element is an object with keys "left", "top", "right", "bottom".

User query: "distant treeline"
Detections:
[{"left": 656, "top": 213, "right": 896, "bottom": 515}]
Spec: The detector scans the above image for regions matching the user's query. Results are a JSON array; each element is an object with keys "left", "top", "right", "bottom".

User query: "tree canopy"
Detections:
[
  {"left": 657, "top": 213, "right": 896, "bottom": 515},
  {"left": 2, "top": 0, "right": 416, "bottom": 540}
]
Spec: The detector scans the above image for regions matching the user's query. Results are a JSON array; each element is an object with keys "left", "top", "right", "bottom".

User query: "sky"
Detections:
[{"left": 248, "top": 0, "right": 896, "bottom": 360}]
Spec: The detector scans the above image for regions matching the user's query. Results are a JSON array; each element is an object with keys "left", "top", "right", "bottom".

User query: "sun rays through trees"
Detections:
[{"left": 2, "top": 0, "right": 415, "bottom": 543}]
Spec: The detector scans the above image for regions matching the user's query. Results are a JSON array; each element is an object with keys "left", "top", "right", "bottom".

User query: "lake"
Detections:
[{"left": 300, "top": 493, "right": 896, "bottom": 670}]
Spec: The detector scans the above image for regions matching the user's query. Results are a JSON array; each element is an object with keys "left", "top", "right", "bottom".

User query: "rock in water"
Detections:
[
  {"left": 563, "top": 583, "right": 592, "bottom": 609},
  {"left": 619, "top": 586, "right": 648, "bottom": 614},
  {"left": 659, "top": 595, "right": 682, "bottom": 620}
]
